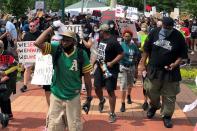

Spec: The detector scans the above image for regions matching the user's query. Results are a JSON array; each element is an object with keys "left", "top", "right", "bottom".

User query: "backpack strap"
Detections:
[
  {"left": 53, "top": 45, "right": 62, "bottom": 68},
  {"left": 77, "top": 47, "right": 84, "bottom": 77}
]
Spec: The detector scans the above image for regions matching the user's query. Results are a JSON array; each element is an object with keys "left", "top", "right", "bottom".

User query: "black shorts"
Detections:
[
  {"left": 94, "top": 67, "right": 118, "bottom": 91},
  {"left": 191, "top": 35, "right": 197, "bottom": 39},
  {"left": 43, "top": 85, "right": 51, "bottom": 92}
]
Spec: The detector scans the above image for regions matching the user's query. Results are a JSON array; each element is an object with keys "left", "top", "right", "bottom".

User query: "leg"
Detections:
[
  {"left": 127, "top": 65, "right": 136, "bottom": 104},
  {"left": 45, "top": 91, "right": 51, "bottom": 107},
  {"left": 94, "top": 67, "right": 105, "bottom": 112},
  {"left": 107, "top": 90, "right": 116, "bottom": 114},
  {"left": 144, "top": 78, "right": 161, "bottom": 118},
  {"left": 43, "top": 85, "right": 51, "bottom": 107},
  {"left": 106, "top": 74, "right": 118, "bottom": 123},
  {"left": 65, "top": 95, "right": 82, "bottom": 131},
  {"left": 160, "top": 81, "right": 180, "bottom": 128},
  {"left": 20, "top": 65, "right": 32, "bottom": 92},
  {"left": 161, "top": 95, "right": 176, "bottom": 117},
  {"left": 46, "top": 94, "right": 65, "bottom": 131},
  {"left": 23, "top": 66, "right": 32, "bottom": 86},
  {"left": 1, "top": 98, "right": 13, "bottom": 119}
]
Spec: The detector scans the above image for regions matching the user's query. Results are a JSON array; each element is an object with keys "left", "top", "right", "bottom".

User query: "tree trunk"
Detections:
[{"left": 110, "top": 0, "right": 117, "bottom": 9}]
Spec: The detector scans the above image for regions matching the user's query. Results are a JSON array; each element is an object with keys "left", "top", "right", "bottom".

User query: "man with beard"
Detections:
[
  {"left": 94, "top": 23, "right": 123, "bottom": 123},
  {"left": 34, "top": 21, "right": 93, "bottom": 131}
]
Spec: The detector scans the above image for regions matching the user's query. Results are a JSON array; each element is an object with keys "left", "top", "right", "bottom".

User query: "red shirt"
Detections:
[{"left": 180, "top": 27, "right": 190, "bottom": 37}]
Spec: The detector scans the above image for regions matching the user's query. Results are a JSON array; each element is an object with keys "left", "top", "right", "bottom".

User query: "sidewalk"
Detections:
[{"left": 4, "top": 79, "right": 195, "bottom": 131}]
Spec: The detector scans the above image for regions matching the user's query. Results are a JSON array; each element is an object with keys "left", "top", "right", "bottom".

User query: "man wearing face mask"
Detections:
[
  {"left": 141, "top": 17, "right": 188, "bottom": 128},
  {"left": 34, "top": 21, "right": 93, "bottom": 131},
  {"left": 94, "top": 23, "right": 123, "bottom": 123},
  {"left": 107, "top": 20, "right": 119, "bottom": 39},
  {"left": 79, "top": 27, "right": 93, "bottom": 59}
]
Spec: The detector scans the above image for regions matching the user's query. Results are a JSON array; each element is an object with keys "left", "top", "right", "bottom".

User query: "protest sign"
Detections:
[
  {"left": 183, "top": 99, "right": 197, "bottom": 112},
  {"left": 196, "top": 76, "right": 197, "bottom": 86},
  {"left": 116, "top": 19, "right": 138, "bottom": 38},
  {"left": 152, "top": 6, "right": 156, "bottom": 15},
  {"left": 115, "top": 4, "right": 138, "bottom": 20},
  {"left": 31, "top": 54, "right": 53, "bottom": 85},
  {"left": 35, "top": 1, "right": 45, "bottom": 10},
  {"left": 17, "top": 41, "right": 41, "bottom": 63},
  {"left": 101, "top": 11, "right": 115, "bottom": 23},
  {"left": 0, "top": 55, "right": 15, "bottom": 65},
  {"left": 115, "top": 4, "right": 126, "bottom": 18},
  {"left": 64, "top": 25, "right": 83, "bottom": 38},
  {"left": 174, "top": 8, "right": 179, "bottom": 18}
]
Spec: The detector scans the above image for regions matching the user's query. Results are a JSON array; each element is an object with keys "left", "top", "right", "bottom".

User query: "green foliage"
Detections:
[
  {"left": 180, "top": 67, "right": 197, "bottom": 80},
  {"left": 178, "top": 0, "right": 197, "bottom": 17},
  {"left": 0, "top": 0, "right": 33, "bottom": 18}
]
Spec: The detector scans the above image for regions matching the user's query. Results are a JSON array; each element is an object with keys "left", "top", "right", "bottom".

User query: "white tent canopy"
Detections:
[{"left": 65, "top": 0, "right": 110, "bottom": 13}]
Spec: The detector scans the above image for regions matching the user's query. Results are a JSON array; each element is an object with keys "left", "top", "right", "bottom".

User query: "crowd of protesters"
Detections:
[{"left": 0, "top": 9, "right": 196, "bottom": 130}]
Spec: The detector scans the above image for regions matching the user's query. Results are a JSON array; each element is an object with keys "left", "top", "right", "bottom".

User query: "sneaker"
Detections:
[
  {"left": 120, "top": 103, "right": 126, "bottom": 112},
  {"left": 1, "top": 114, "right": 9, "bottom": 128},
  {"left": 163, "top": 116, "right": 173, "bottom": 128},
  {"left": 147, "top": 107, "right": 157, "bottom": 119},
  {"left": 127, "top": 95, "right": 132, "bottom": 104},
  {"left": 142, "top": 102, "right": 149, "bottom": 111},
  {"left": 109, "top": 113, "right": 116, "bottom": 123},
  {"left": 20, "top": 85, "right": 27, "bottom": 92},
  {"left": 191, "top": 51, "right": 195, "bottom": 55},
  {"left": 98, "top": 98, "right": 106, "bottom": 113}
]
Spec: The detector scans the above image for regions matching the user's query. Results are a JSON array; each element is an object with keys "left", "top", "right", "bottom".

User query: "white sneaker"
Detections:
[{"left": 191, "top": 51, "right": 195, "bottom": 55}]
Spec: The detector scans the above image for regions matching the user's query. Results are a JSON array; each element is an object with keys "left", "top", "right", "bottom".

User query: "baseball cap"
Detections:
[
  {"left": 59, "top": 31, "right": 77, "bottom": 41},
  {"left": 98, "top": 23, "right": 110, "bottom": 32},
  {"left": 162, "top": 17, "right": 174, "bottom": 26}
]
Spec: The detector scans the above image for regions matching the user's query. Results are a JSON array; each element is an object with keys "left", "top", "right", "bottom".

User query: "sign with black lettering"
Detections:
[
  {"left": 31, "top": 54, "right": 53, "bottom": 85},
  {"left": 17, "top": 41, "right": 41, "bottom": 63},
  {"left": 64, "top": 25, "right": 83, "bottom": 38},
  {"left": 116, "top": 19, "right": 138, "bottom": 38}
]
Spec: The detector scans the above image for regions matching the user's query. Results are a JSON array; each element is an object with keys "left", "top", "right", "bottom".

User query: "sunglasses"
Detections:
[{"left": 30, "top": 25, "right": 35, "bottom": 27}]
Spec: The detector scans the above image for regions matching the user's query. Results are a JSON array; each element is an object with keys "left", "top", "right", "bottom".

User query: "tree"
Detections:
[
  {"left": 179, "top": 0, "right": 197, "bottom": 17},
  {"left": 1, "top": 0, "right": 31, "bottom": 18}
]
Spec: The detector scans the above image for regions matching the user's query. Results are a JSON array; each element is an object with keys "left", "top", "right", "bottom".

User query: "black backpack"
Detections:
[{"left": 53, "top": 45, "right": 84, "bottom": 77}]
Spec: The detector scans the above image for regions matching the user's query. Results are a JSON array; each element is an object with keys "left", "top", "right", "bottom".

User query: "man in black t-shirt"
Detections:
[
  {"left": 20, "top": 21, "right": 41, "bottom": 92},
  {"left": 94, "top": 23, "right": 123, "bottom": 123},
  {"left": 141, "top": 17, "right": 188, "bottom": 128}
]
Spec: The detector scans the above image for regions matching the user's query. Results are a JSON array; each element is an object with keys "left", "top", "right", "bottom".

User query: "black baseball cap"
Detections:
[{"left": 162, "top": 17, "right": 174, "bottom": 27}]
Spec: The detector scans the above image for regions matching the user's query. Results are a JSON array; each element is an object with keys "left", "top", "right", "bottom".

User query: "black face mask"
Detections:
[{"left": 61, "top": 44, "right": 74, "bottom": 53}]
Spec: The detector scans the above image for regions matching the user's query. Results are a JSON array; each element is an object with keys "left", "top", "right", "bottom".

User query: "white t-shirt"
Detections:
[{"left": 6, "top": 21, "right": 17, "bottom": 40}]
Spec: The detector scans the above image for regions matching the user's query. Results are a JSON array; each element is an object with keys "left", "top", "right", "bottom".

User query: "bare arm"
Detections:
[
  {"left": 82, "top": 38, "right": 93, "bottom": 49},
  {"left": 141, "top": 52, "right": 149, "bottom": 71},
  {"left": 34, "top": 27, "right": 53, "bottom": 51},
  {"left": 0, "top": 32, "right": 8, "bottom": 40},
  {"left": 83, "top": 72, "right": 92, "bottom": 97}
]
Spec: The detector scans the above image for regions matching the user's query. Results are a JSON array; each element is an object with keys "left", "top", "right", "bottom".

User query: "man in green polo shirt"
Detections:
[{"left": 34, "top": 21, "right": 93, "bottom": 131}]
